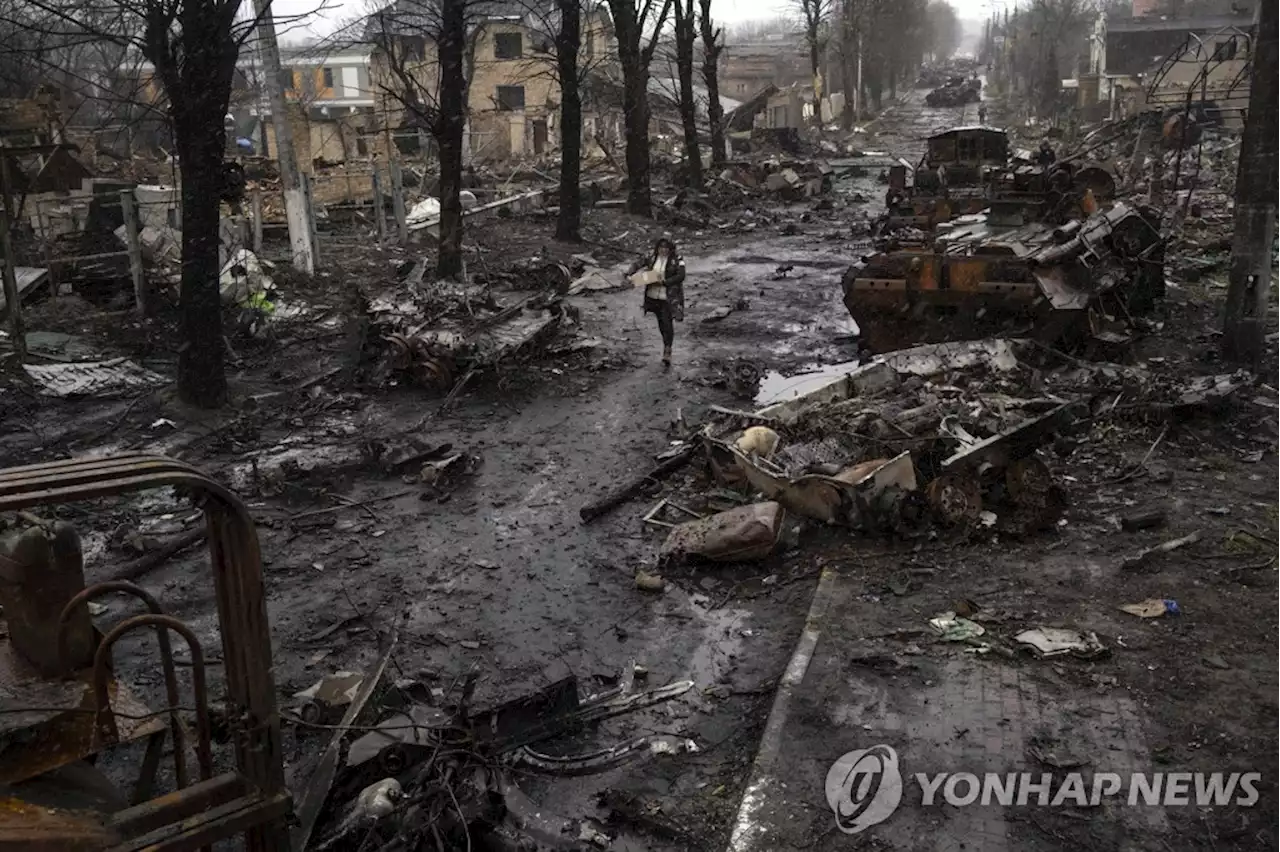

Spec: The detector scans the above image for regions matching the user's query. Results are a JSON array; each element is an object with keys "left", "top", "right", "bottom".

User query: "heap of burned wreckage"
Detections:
[
  {"left": 593, "top": 338, "right": 1250, "bottom": 578},
  {"left": 289, "top": 642, "right": 698, "bottom": 851},
  {"left": 851, "top": 124, "right": 1165, "bottom": 356},
  {"left": 583, "top": 120, "right": 1254, "bottom": 576}
]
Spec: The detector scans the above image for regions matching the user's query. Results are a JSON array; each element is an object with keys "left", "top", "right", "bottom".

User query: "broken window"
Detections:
[
  {"left": 496, "top": 85, "right": 525, "bottom": 110},
  {"left": 1211, "top": 38, "right": 1238, "bottom": 61},
  {"left": 322, "top": 67, "right": 334, "bottom": 89},
  {"left": 495, "top": 32, "right": 523, "bottom": 60}
]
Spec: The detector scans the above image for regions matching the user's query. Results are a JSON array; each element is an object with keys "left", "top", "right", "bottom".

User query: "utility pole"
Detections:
[
  {"left": 1222, "top": 0, "right": 1277, "bottom": 364},
  {"left": 252, "top": 0, "right": 315, "bottom": 274}
]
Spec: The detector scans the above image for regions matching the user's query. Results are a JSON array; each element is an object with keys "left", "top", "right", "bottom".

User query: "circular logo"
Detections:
[{"left": 825, "top": 744, "right": 903, "bottom": 834}]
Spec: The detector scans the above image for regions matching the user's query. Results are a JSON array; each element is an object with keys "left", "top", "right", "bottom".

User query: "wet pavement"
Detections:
[
  {"left": 63, "top": 91, "right": 981, "bottom": 847},
  {"left": 80, "top": 226, "right": 889, "bottom": 846}
]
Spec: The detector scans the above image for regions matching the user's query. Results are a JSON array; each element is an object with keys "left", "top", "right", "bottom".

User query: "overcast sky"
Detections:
[{"left": 270, "top": 0, "right": 1007, "bottom": 42}]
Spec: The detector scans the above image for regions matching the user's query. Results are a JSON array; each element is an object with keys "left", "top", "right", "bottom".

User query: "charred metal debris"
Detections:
[
  {"left": 291, "top": 646, "right": 695, "bottom": 852},
  {"left": 582, "top": 337, "right": 1256, "bottom": 577}
]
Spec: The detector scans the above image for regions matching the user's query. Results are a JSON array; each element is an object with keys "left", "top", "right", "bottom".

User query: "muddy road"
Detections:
[{"left": 18, "top": 89, "right": 1271, "bottom": 852}]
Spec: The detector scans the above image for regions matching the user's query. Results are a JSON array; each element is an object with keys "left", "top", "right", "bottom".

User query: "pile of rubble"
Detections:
[
  {"left": 580, "top": 338, "right": 1257, "bottom": 582},
  {"left": 357, "top": 257, "right": 594, "bottom": 394}
]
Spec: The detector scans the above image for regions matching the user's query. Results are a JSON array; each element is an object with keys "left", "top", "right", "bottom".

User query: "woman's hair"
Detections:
[{"left": 654, "top": 237, "right": 676, "bottom": 254}]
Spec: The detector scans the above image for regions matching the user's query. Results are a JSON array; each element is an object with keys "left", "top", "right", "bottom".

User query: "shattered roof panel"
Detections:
[{"left": 24, "top": 358, "right": 169, "bottom": 398}]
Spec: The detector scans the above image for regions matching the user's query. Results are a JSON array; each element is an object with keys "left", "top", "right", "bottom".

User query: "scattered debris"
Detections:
[
  {"left": 1014, "top": 628, "right": 1108, "bottom": 660},
  {"left": 1120, "top": 530, "right": 1203, "bottom": 570},
  {"left": 734, "top": 425, "right": 781, "bottom": 458},
  {"left": 23, "top": 358, "right": 169, "bottom": 397},
  {"left": 929, "top": 612, "right": 987, "bottom": 642},
  {"left": 635, "top": 569, "right": 666, "bottom": 592},
  {"left": 1121, "top": 508, "right": 1168, "bottom": 532},
  {"left": 580, "top": 443, "right": 698, "bottom": 523},
  {"left": 294, "top": 671, "right": 365, "bottom": 724},
  {"left": 1120, "top": 598, "right": 1180, "bottom": 618},
  {"left": 660, "top": 502, "right": 786, "bottom": 563}
]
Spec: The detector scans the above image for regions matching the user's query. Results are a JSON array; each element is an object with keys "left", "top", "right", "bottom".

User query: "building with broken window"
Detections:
[
  {"left": 365, "top": 0, "right": 618, "bottom": 162},
  {"left": 237, "top": 44, "right": 379, "bottom": 166}
]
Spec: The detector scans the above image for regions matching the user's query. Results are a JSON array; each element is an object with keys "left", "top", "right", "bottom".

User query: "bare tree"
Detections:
[
  {"left": 366, "top": 0, "right": 476, "bottom": 278},
  {"left": 671, "top": 0, "right": 700, "bottom": 188},
  {"left": 514, "top": 0, "right": 615, "bottom": 241},
  {"left": 3, "top": 0, "right": 276, "bottom": 406},
  {"left": 834, "top": 0, "right": 935, "bottom": 120},
  {"left": 794, "top": 0, "right": 831, "bottom": 126},
  {"left": 997, "top": 0, "right": 1095, "bottom": 118},
  {"left": 697, "top": 0, "right": 725, "bottom": 171},
  {"left": 436, "top": 0, "right": 466, "bottom": 275},
  {"left": 554, "top": 0, "right": 583, "bottom": 240},
  {"left": 605, "top": 0, "right": 674, "bottom": 216},
  {"left": 924, "top": 0, "right": 959, "bottom": 62},
  {"left": 722, "top": 16, "right": 790, "bottom": 42}
]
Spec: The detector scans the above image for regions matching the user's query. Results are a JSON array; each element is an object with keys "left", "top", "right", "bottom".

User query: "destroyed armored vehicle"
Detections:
[
  {"left": 845, "top": 202, "right": 1165, "bottom": 354},
  {"left": 881, "top": 127, "right": 1118, "bottom": 234},
  {"left": 883, "top": 126, "right": 1011, "bottom": 230},
  {"left": 925, "top": 76, "right": 981, "bottom": 107}
]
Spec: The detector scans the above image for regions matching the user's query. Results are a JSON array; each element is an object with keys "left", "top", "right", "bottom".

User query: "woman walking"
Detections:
[{"left": 630, "top": 236, "right": 686, "bottom": 369}]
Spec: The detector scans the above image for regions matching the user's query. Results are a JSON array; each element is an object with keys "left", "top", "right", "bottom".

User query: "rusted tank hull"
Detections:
[{"left": 845, "top": 204, "right": 1164, "bottom": 354}]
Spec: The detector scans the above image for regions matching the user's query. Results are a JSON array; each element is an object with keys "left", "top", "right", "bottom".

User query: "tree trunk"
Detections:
[
  {"left": 436, "top": 0, "right": 467, "bottom": 277},
  {"left": 698, "top": 1, "right": 726, "bottom": 171},
  {"left": 674, "top": 1, "right": 702, "bottom": 190},
  {"left": 1041, "top": 44, "right": 1059, "bottom": 119},
  {"left": 840, "top": 18, "right": 857, "bottom": 128},
  {"left": 556, "top": 0, "right": 582, "bottom": 241},
  {"left": 808, "top": 38, "right": 823, "bottom": 127},
  {"left": 1222, "top": 0, "right": 1278, "bottom": 363},
  {"left": 620, "top": 49, "right": 652, "bottom": 216},
  {"left": 868, "top": 74, "right": 883, "bottom": 113},
  {"left": 174, "top": 123, "right": 227, "bottom": 408}
]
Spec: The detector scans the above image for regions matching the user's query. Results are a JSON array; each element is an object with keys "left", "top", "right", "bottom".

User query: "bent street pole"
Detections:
[{"left": 252, "top": 0, "right": 315, "bottom": 274}]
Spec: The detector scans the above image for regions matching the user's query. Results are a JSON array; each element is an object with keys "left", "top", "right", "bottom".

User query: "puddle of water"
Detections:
[
  {"left": 754, "top": 359, "right": 862, "bottom": 407},
  {"left": 685, "top": 604, "right": 750, "bottom": 686}
]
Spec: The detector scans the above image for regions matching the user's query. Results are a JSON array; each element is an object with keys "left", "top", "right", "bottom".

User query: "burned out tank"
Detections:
[
  {"left": 844, "top": 203, "right": 1165, "bottom": 354},
  {"left": 882, "top": 127, "right": 1117, "bottom": 233},
  {"left": 925, "top": 76, "right": 982, "bottom": 107}
]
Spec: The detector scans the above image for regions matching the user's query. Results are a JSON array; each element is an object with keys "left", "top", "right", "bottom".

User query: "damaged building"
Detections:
[
  {"left": 1084, "top": 2, "right": 1257, "bottom": 125},
  {"left": 366, "top": 0, "right": 618, "bottom": 162}
]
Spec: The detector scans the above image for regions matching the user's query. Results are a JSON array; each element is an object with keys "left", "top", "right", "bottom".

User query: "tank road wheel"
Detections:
[
  {"left": 1006, "top": 455, "right": 1064, "bottom": 529},
  {"left": 926, "top": 473, "right": 983, "bottom": 525}
]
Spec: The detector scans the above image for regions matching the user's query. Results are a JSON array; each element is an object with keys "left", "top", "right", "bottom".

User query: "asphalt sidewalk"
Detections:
[{"left": 724, "top": 565, "right": 1169, "bottom": 852}]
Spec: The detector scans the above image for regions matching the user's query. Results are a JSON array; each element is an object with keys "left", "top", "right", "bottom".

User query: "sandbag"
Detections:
[{"left": 660, "top": 502, "right": 785, "bottom": 563}]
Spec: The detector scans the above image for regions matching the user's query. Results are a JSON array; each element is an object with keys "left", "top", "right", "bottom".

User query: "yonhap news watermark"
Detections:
[{"left": 826, "top": 745, "right": 1263, "bottom": 835}]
